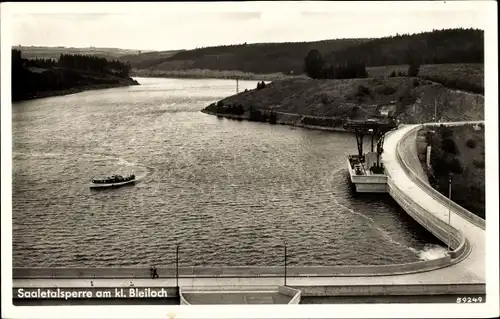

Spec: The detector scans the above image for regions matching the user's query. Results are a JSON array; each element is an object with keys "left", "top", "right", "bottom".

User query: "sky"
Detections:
[{"left": 2, "top": 1, "right": 494, "bottom": 51}]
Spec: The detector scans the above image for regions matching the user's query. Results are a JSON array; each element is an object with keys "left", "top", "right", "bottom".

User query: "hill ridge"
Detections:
[{"left": 123, "top": 28, "right": 483, "bottom": 76}]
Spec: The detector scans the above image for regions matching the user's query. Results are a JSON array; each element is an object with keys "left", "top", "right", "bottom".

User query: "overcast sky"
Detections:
[{"left": 3, "top": 1, "right": 493, "bottom": 51}]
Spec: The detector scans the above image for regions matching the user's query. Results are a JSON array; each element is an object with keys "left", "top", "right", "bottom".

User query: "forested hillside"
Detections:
[
  {"left": 118, "top": 50, "right": 182, "bottom": 69},
  {"left": 12, "top": 50, "right": 138, "bottom": 101},
  {"left": 124, "top": 28, "right": 483, "bottom": 76},
  {"left": 124, "top": 38, "right": 371, "bottom": 75},
  {"left": 323, "top": 28, "right": 483, "bottom": 66}
]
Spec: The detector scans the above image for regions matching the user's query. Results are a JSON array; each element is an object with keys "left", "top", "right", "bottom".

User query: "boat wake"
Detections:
[
  {"left": 13, "top": 150, "right": 155, "bottom": 185},
  {"left": 93, "top": 153, "right": 154, "bottom": 184}
]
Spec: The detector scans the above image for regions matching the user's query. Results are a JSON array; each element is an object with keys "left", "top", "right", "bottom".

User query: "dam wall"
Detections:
[
  {"left": 383, "top": 123, "right": 489, "bottom": 269},
  {"left": 387, "top": 177, "right": 467, "bottom": 259},
  {"left": 396, "top": 126, "right": 430, "bottom": 183},
  {"left": 386, "top": 125, "right": 471, "bottom": 259},
  {"left": 293, "top": 283, "right": 486, "bottom": 297},
  {"left": 13, "top": 252, "right": 455, "bottom": 280},
  {"left": 399, "top": 124, "right": 485, "bottom": 230}
]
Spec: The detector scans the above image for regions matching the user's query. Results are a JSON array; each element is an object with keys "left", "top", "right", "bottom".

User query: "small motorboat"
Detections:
[{"left": 89, "top": 173, "right": 136, "bottom": 189}]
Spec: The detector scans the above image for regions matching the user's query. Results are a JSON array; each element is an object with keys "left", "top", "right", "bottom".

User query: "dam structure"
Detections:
[
  {"left": 344, "top": 118, "right": 397, "bottom": 193},
  {"left": 12, "top": 122, "right": 486, "bottom": 304},
  {"left": 381, "top": 122, "right": 485, "bottom": 282}
]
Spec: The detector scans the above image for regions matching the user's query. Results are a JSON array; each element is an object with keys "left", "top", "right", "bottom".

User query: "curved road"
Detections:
[{"left": 382, "top": 123, "right": 485, "bottom": 283}]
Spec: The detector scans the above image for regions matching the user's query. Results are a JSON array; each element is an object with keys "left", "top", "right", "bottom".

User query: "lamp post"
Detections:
[
  {"left": 434, "top": 99, "right": 437, "bottom": 122},
  {"left": 369, "top": 128, "right": 374, "bottom": 152},
  {"left": 176, "top": 245, "right": 179, "bottom": 288},
  {"left": 284, "top": 243, "right": 287, "bottom": 286},
  {"left": 448, "top": 173, "right": 452, "bottom": 252}
]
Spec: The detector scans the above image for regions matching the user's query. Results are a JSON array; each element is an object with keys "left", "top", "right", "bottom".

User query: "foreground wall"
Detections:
[
  {"left": 293, "top": 283, "right": 486, "bottom": 297},
  {"left": 13, "top": 253, "right": 455, "bottom": 279}
]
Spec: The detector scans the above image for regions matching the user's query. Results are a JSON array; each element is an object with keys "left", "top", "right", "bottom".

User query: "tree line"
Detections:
[
  {"left": 58, "top": 53, "right": 131, "bottom": 77},
  {"left": 304, "top": 43, "right": 423, "bottom": 79},
  {"left": 130, "top": 38, "right": 370, "bottom": 75},
  {"left": 127, "top": 28, "right": 483, "bottom": 76},
  {"left": 12, "top": 49, "right": 131, "bottom": 77},
  {"left": 323, "top": 28, "right": 483, "bottom": 66},
  {"left": 11, "top": 49, "right": 134, "bottom": 101},
  {"left": 304, "top": 49, "right": 368, "bottom": 79}
]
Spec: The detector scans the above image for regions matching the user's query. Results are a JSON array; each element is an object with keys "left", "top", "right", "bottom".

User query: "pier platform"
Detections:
[{"left": 347, "top": 154, "right": 387, "bottom": 193}]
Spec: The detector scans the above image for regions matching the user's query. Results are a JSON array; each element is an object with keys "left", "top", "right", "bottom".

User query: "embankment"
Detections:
[
  {"left": 201, "top": 109, "right": 349, "bottom": 133},
  {"left": 425, "top": 124, "right": 485, "bottom": 219},
  {"left": 201, "top": 77, "right": 484, "bottom": 128}
]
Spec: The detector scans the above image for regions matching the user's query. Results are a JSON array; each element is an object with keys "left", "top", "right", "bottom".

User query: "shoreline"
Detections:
[
  {"left": 12, "top": 81, "right": 139, "bottom": 102},
  {"left": 200, "top": 109, "right": 350, "bottom": 133},
  {"left": 131, "top": 71, "right": 305, "bottom": 82}
]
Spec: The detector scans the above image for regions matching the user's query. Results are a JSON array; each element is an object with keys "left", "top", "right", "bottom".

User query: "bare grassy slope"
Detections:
[
  {"left": 212, "top": 77, "right": 484, "bottom": 123},
  {"left": 119, "top": 50, "right": 182, "bottom": 69},
  {"left": 397, "top": 81, "right": 484, "bottom": 123},
  {"left": 368, "top": 63, "right": 484, "bottom": 94}
]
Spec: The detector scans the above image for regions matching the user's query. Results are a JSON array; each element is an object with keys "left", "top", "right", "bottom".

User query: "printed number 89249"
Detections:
[{"left": 456, "top": 297, "right": 483, "bottom": 303}]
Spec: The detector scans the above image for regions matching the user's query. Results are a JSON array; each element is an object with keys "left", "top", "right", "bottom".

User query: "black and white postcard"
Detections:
[{"left": 1, "top": 1, "right": 498, "bottom": 318}]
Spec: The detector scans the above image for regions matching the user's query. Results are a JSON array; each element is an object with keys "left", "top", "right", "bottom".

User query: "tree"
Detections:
[
  {"left": 407, "top": 49, "right": 420, "bottom": 77},
  {"left": 350, "top": 106, "right": 359, "bottom": 117},
  {"left": 408, "top": 61, "right": 420, "bottom": 77},
  {"left": 304, "top": 49, "right": 325, "bottom": 79},
  {"left": 269, "top": 111, "right": 277, "bottom": 124}
]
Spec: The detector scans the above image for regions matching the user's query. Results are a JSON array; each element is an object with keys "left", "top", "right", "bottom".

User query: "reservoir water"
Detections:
[{"left": 12, "top": 77, "right": 446, "bottom": 268}]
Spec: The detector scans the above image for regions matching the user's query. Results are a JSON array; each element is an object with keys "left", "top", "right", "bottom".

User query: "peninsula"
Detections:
[
  {"left": 11, "top": 49, "right": 139, "bottom": 102},
  {"left": 202, "top": 68, "right": 484, "bottom": 126}
]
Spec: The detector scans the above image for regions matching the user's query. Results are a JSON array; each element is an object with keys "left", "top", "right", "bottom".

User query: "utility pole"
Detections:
[
  {"left": 176, "top": 245, "right": 179, "bottom": 287},
  {"left": 434, "top": 99, "right": 437, "bottom": 122},
  {"left": 284, "top": 243, "right": 287, "bottom": 286},
  {"left": 236, "top": 78, "right": 239, "bottom": 93},
  {"left": 370, "top": 129, "right": 374, "bottom": 153},
  {"left": 448, "top": 173, "right": 452, "bottom": 252}
]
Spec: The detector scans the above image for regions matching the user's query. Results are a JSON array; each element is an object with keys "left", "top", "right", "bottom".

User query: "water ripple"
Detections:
[{"left": 11, "top": 77, "right": 445, "bottom": 267}]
